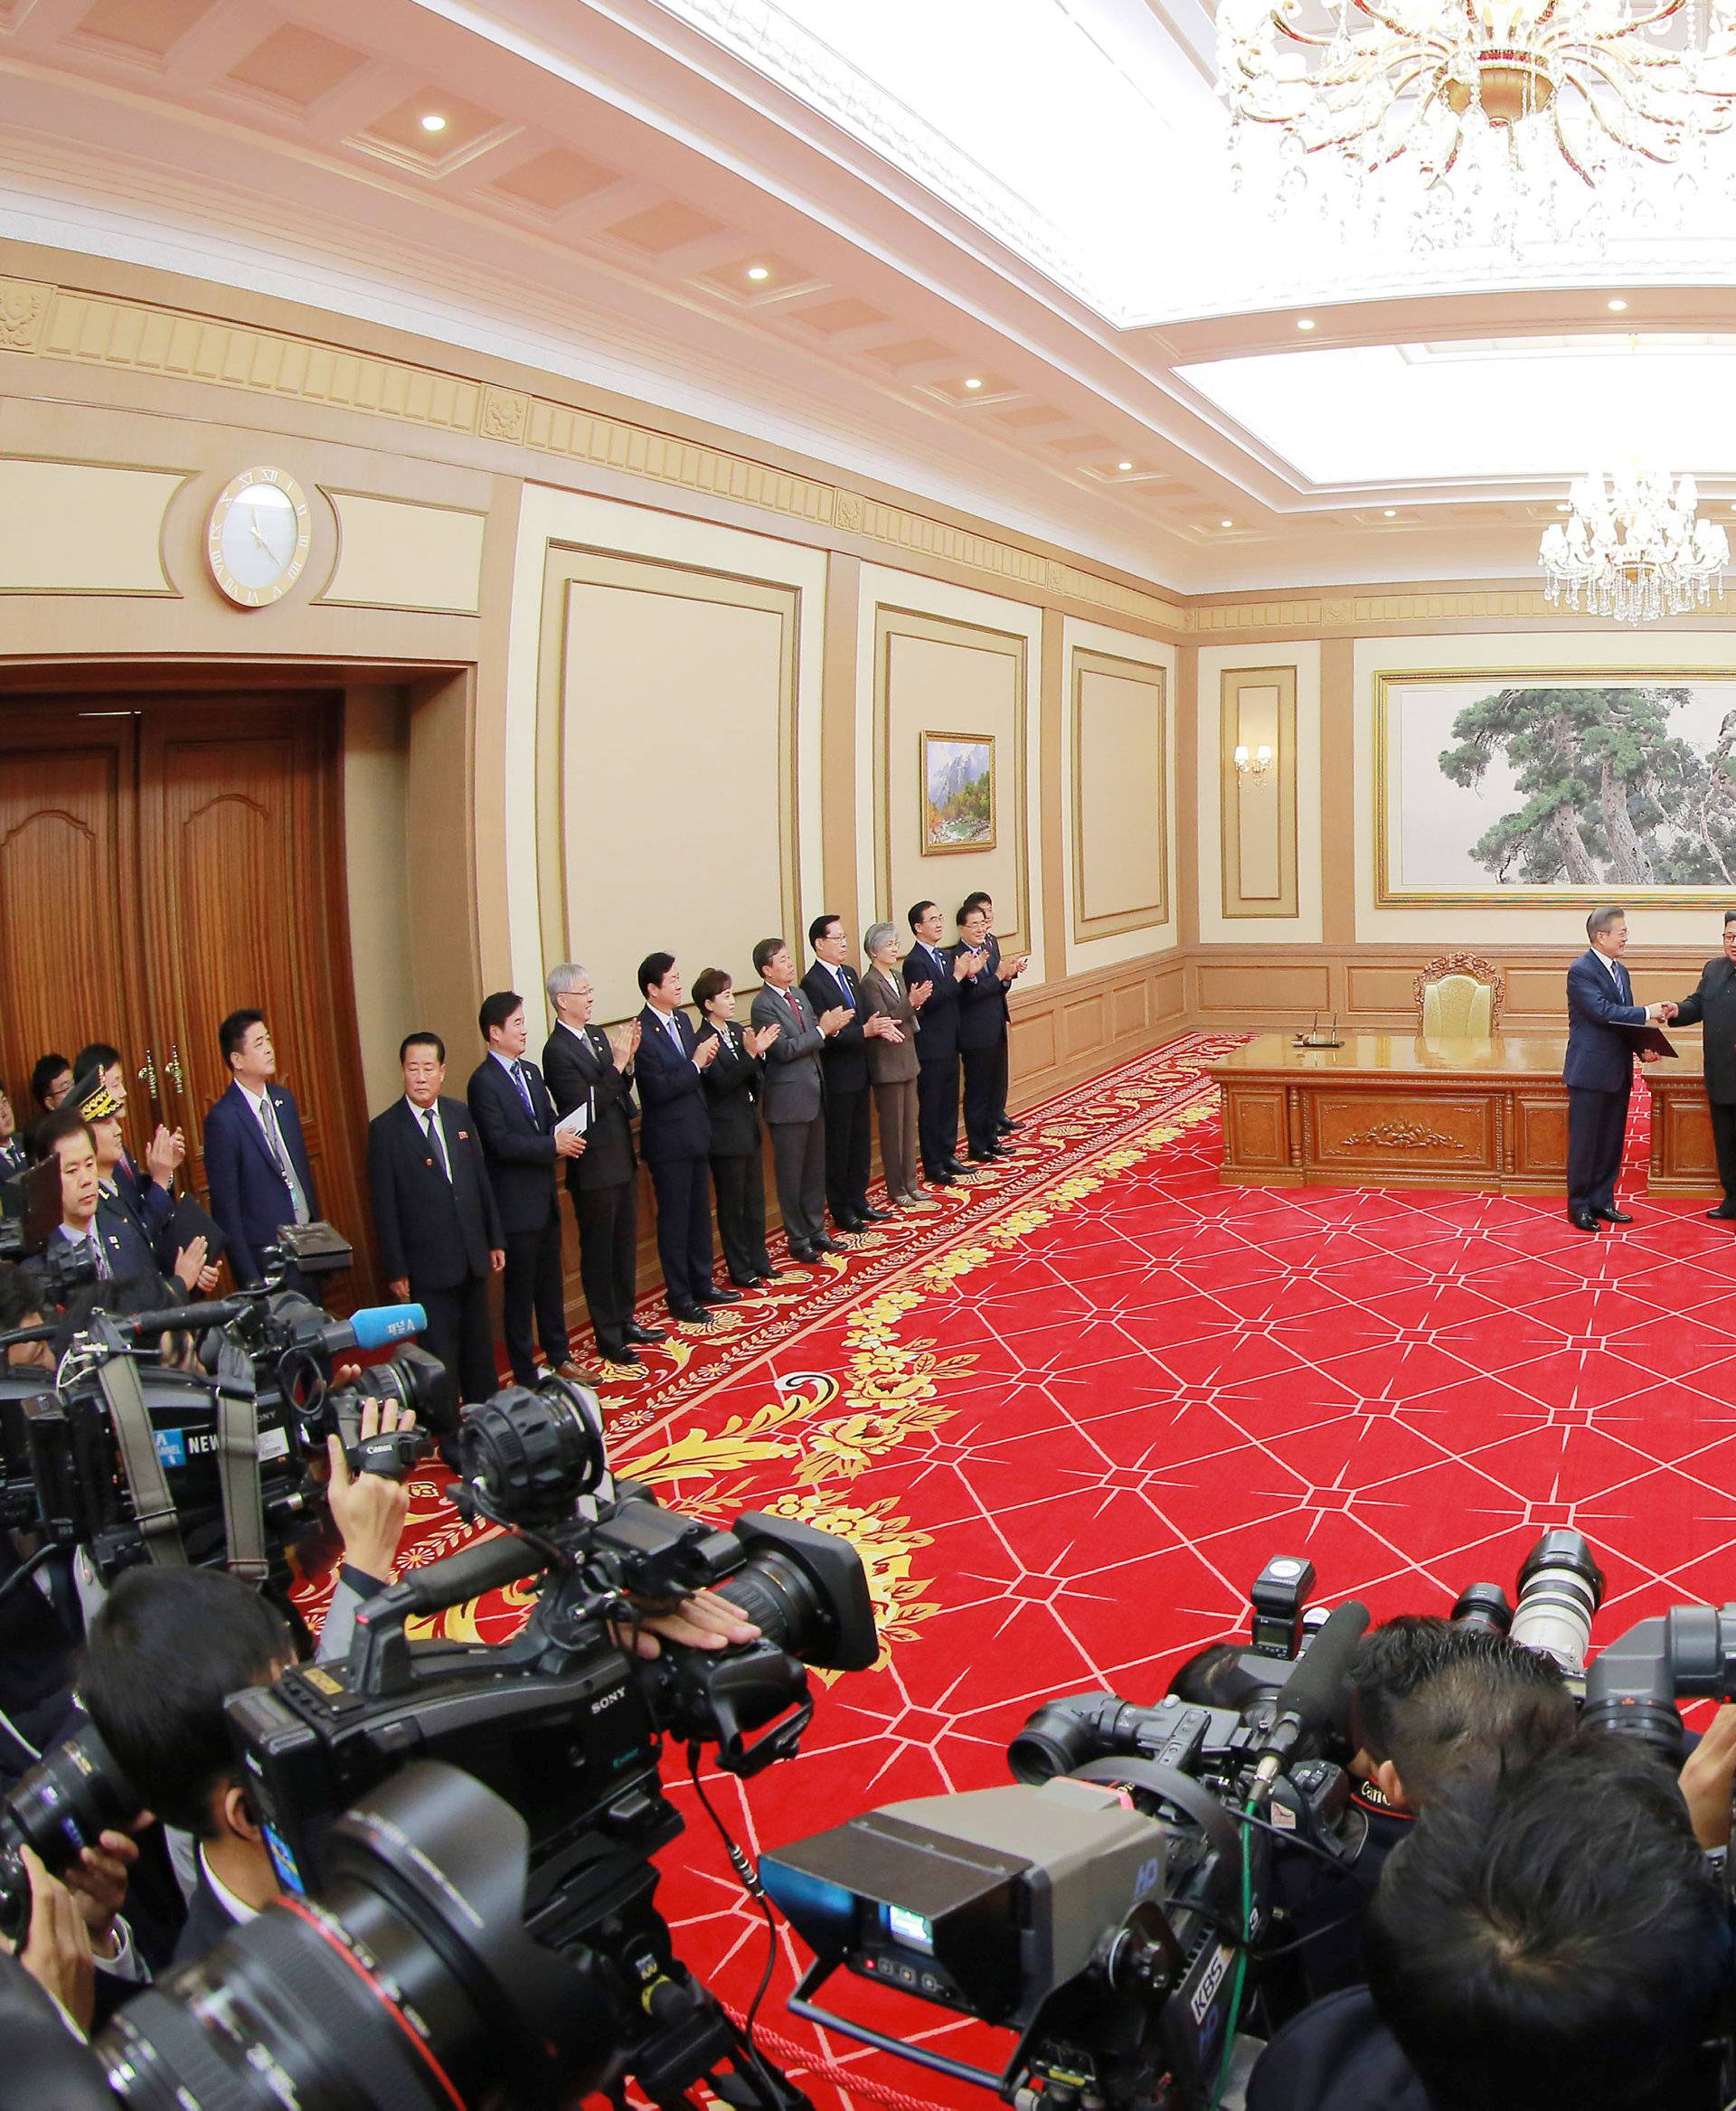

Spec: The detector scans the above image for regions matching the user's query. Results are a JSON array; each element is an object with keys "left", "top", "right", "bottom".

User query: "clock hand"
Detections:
[{"left": 250, "top": 517, "right": 270, "bottom": 553}]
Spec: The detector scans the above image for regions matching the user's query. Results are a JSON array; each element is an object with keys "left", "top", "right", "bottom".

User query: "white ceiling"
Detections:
[{"left": 3, "top": 0, "right": 1736, "bottom": 592}]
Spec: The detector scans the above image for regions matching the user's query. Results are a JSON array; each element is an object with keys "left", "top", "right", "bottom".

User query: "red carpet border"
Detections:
[{"left": 290, "top": 1039, "right": 1736, "bottom": 2110}]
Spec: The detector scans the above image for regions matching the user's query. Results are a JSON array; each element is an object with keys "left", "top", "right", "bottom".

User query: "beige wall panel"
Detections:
[
  {"left": 0, "top": 459, "right": 187, "bottom": 594},
  {"left": 559, "top": 576, "right": 788, "bottom": 1020},
  {"left": 1198, "top": 644, "right": 1322, "bottom": 944},
  {"left": 342, "top": 687, "right": 416, "bottom": 1110},
  {"left": 1074, "top": 658, "right": 1168, "bottom": 932},
  {"left": 1013, "top": 1007, "right": 1058, "bottom": 1074},
  {"left": 1219, "top": 667, "right": 1298, "bottom": 918},
  {"left": 883, "top": 625, "right": 1024, "bottom": 945},
  {"left": 1197, "top": 961, "right": 1332, "bottom": 1011},
  {"left": 1110, "top": 977, "right": 1150, "bottom": 1038},
  {"left": 1505, "top": 966, "right": 1574, "bottom": 1017},
  {"left": 320, "top": 493, "right": 486, "bottom": 614},
  {"left": 1062, "top": 993, "right": 1109, "bottom": 1058},
  {"left": 1345, "top": 964, "right": 1423, "bottom": 1013},
  {"left": 1154, "top": 962, "right": 1186, "bottom": 1018}
]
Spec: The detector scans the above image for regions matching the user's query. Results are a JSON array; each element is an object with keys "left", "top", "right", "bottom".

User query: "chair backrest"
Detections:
[{"left": 1414, "top": 954, "right": 1504, "bottom": 1038}]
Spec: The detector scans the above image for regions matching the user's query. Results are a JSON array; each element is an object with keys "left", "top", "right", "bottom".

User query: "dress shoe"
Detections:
[
  {"left": 599, "top": 1343, "right": 641, "bottom": 1368},
  {"left": 1566, "top": 1210, "right": 1604, "bottom": 1232},
  {"left": 1590, "top": 1207, "right": 1634, "bottom": 1225},
  {"left": 669, "top": 1303, "right": 714, "bottom": 1325},
  {"left": 625, "top": 1321, "right": 667, "bottom": 1346},
  {"left": 698, "top": 1285, "right": 742, "bottom": 1305},
  {"left": 858, "top": 1204, "right": 893, "bottom": 1223},
  {"left": 834, "top": 1216, "right": 866, "bottom": 1235},
  {"left": 925, "top": 1169, "right": 957, "bottom": 1186},
  {"left": 554, "top": 1360, "right": 593, "bottom": 1383},
  {"left": 997, "top": 1117, "right": 1022, "bottom": 1134},
  {"left": 729, "top": 1273, "right": 762, "bottom": 1290},
  {"left": 812, "top": 1234, "right": 847, "bottom": 1254},
  {"left": 757, "top": 1261, "right": 785, "bottom": 1278},
  {"left": 968, "top": 1150, "right": 1001, "bottom": 1164},
  {"left": 788, "top": 1241, "right": 818, "bottom": 1262},
  {"left": 943, "top": 1157, "right": 971, "bottom": 1176}
]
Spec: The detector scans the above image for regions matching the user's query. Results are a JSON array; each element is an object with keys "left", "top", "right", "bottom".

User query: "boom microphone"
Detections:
[{"left": 1250, "top": 1598, "right": 1370, "bottom": 1797}]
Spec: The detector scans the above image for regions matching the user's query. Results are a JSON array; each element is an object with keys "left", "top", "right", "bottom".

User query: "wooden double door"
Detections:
[{"left": 0, "top": 690, "right": 376, "bottom": 1304}]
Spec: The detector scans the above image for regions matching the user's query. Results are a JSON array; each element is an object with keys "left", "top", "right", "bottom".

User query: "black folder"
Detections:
[{"left": 1619, "top": 1026, "right": 1677, "bottom": 1060}]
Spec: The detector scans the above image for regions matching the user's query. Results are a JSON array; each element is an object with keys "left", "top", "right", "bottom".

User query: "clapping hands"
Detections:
[{"left": 864, "top": 1014, "right": 905, "bottom": 1043}]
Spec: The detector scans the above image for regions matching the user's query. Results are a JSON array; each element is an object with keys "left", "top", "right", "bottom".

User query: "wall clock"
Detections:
[{"left": 206, "top": 466, "right": 312, "bottom": 608}]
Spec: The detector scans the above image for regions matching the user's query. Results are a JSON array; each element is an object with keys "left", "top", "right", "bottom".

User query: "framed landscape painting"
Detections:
[
  {"left": 921, "top": 731, "right": 995, "bottom": 853},
  {"left": 1375, "top": 670, "right": 1736, "bottom": 904}
]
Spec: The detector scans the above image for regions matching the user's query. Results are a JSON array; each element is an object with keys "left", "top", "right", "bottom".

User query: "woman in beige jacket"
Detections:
[{"left": 860, "top": 920, "right": 923, "bottom": 1205}]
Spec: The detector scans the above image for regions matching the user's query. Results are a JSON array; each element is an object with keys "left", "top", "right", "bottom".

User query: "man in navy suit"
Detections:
[
  {"left": 954, "top": 900, "right": 1018, "bottom": 1164},
  {"left": 76, "top": 1040, "right": 187, "bottom": 1260},
  {"left": 466, "top": 992, "right": 583, "bottom": 1387},
  {"left": 1563, "top": 904, "right": 1672, "bottom": 1232},
  {"left": 203, "top": 1010, "right": 319, "bottom": 1286},
  {"left": 802, "top": 913, "right": 901, "bottom": 1233},
  {"left": 961, "top": 891, "right": 1029, "bottom": 1140},
  {"left": 636, "top": 951, "right": 734, "bottom": 1326},
  {"left": 35, "top": 1106, "right": 200, "bottom": 1302},
  {"left": 369, "top": 1032, "right": 505, "bottom": 1413},
  {"left": 903, "top": 899, "right": 972, "bottom": 1185}
]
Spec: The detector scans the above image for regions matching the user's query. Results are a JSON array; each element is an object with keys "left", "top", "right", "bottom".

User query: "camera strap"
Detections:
[
  {"left": 97, "top": 1349, "right": 187, "bottom": 1568},
  {"left": 214, "top": 1339, "right": 269, "bottom": 1582}
]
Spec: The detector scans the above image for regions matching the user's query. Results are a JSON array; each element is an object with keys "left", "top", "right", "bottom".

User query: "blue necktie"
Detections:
[{"left": 510, "top": 1060, "right": 540, "bottom": 1127}]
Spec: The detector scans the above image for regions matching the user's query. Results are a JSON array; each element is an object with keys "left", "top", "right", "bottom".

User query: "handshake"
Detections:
[{"left": 1646, "top": 1001, "right": 1680, "bottom": 1024}]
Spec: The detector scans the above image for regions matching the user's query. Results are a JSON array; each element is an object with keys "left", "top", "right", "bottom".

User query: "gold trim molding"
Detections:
[
  {"left": 5, "top": 273, "right": 1186, "bottom": 633},
  {"left": 1220, "top": 664, "right": 1299, "bottom": 919},
  {"left": 1071, "top": 646, "right": 1169, "bottom": 939}
]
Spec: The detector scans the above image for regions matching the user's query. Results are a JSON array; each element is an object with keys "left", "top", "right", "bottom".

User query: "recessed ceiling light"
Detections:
[
  {"left": 1607, "top": 297, "right": 1628, "bottom": 312},
  {"left": 1297, "top": 317, "right": 1316, "bottom": 331},
  {"left": 1382, "top": 507, "right": 1397, "bottom": 517},
  {"left": 963, "top": 376, "right": 983, "bottom": 390},
  {"left": 746, "top": 265, "right": 769, "bottom": 282},
  {"left": 420, "top": 113, "right": 448, "bottom": 132},
  {"left": 1220, "top": 517, "right": 1234, "bottom": 527},
  {"left": 1118, "top": 460, "right": 1134, "bottom": 471}
]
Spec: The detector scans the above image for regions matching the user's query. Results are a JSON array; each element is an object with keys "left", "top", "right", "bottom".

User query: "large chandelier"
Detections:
[
  {"left": 1217, "top": 0, "right": 1736, "bottom": 244},
  {"left": 1539, "top": 468, "right": 1731, "bottom": 622}
]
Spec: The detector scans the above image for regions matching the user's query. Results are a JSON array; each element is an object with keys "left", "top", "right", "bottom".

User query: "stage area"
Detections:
[
  {"left": 301, "top": 1034, "right": 1736, "bottom": 2110},
  {"left": 1214, "top": 1030, "right": 1718, "bottom": 1197}
]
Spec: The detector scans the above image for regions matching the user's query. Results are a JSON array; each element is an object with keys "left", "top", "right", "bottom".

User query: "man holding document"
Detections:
[
  {"left": 1563, "top": 905, "right": 1675, "bottom": 1233},
  {"left": 544, "top": 962, "right": 662, "bottom": 1367}
]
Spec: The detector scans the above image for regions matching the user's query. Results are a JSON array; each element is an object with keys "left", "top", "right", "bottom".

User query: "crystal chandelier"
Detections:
[
  {"left": 1217, "top": 0, "right": 1736, "bottom": 244},
  {"left": 1539, "top": 468, "right": 1731, "bottom": 622}
]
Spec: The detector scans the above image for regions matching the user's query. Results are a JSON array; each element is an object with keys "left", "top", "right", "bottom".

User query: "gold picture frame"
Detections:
[
  {"left": 1374, "top": 666, "right": 1736, "bottom": 906},
  {"left": 920, "top": 730, "right": 996, "bottom": 855}
]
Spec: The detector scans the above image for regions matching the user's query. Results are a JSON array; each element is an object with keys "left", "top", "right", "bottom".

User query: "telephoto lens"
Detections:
[
  {"left": 0, "top": 1726, "right": 143, "bottom": 1945},
  {"left": 711, "top": 1512, "right": 879, "bottom": 1673},
  {"left": 1449, "top": 1580, "right": 1514, "bottom": 1635},
  {"left": 458, "top": 1377, "right": 609, "bottom": 1526},
  {"left": 99, "top": 1761, "right": 614, "bottom": 2111},
  {"left": 1508, "top": 1528, "right": 1605, "bottom": 1690}
]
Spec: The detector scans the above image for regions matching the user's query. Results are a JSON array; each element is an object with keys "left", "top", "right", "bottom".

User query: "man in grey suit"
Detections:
[{"left": 750, "top": 936, "right": 848, "bottom": 1262}]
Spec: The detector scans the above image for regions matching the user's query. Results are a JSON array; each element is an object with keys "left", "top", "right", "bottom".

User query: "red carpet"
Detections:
[{"left": 297, "top": 1035, "right": 1736, "bottom": 2107}]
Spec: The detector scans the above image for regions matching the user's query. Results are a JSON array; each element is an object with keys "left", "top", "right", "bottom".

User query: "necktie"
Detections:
[
  {"left": 666, "top": 1013, "right": 685, "bottom": 1059},
  {"left": 423, "top": 1106, "right": 452, "bottom": 1182},
  {"left": 509, "top": 1060, "right": 541, "bottom": 1129},
  {"left": 788, "top": 989, "right": 803, "bottom": 1029},
  {"left": 260, "top": 1096, "right": 311, "bottom": 1223},
  {"left": 835, "top": 966, "right": 854, "bottom": 1012},
  {"left": 88, "top": 1228, "right": 109, "bottom": 1280}
]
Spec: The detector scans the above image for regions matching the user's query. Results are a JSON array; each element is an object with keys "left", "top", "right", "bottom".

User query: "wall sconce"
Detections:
[{"left": 1233, "top": 743, "right": 1273, "bottom": 779}]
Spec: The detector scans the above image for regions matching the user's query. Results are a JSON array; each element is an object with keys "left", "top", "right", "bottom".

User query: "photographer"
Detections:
[
  {"left": 1251, "top": 1734, "right": 1731, "bottom": 2111},
  {"left": 79, "top": 1409, "right": 760, "bottom": 1966}
]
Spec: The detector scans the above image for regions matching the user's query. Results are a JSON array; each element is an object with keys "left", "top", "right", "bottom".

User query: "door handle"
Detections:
[
  {"left": 165, "top": 1045, "right": 184, "bottom": 1092},
  {"left": 137, "top": 1047, "right": 158, "bottom": 1100}
]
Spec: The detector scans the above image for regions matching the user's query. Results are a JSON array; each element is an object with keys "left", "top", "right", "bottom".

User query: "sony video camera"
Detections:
[{"left": 222, "top": 1374, "right": 875, "bottom": 2106}]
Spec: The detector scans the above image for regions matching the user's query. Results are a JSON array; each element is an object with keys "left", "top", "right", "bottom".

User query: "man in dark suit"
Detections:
[
  {"left": 960, "top": 891, "right": 1029, "bottom": 1138},
  {"left": 76, "top": 1040, "right": 187, "bottom": 1252},
  {"left": 35, "top": 1105, "right": 197, "bottom": 1302},
  {"left": 902, "top": 899, "right": 971, "bottom": 1185},
  {"left": 750, "top": 937, "right": 844, "bottom": 1261},
  {"left": 466, "top": 992, "right": 584, "bottom": 1387},
  {"left": 0, "top": 1082, "right": 28, "bottom": 1186},
  {"left": 1562, "top": 905, "right": 1670, "bottom": 1232},
  {"left": 542, "top": 963, "right": 664, "bottom": 1368},
  {"left": 203, "top": 1011, "right": 319, "bottom": 1286},
  {"left": 1665, "top": 909, "right": 1736, "bottom": 1221},
  {"left": 954, "top": 900, "right": 1019, "bottom": 1164},
  {"left": 802, "top": 913, "right": 902, "bottom": 1232},
  {"left": 369, "top": 1032, "right": 504, "bottom": 1414},
  {"left": 636, "top": 952, "right": 733, "bottom": 1325}
]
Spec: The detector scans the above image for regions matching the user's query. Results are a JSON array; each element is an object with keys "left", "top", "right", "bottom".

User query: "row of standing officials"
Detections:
[{"left": 364, "top": 893, "right": 1027, "bottom": 1407}]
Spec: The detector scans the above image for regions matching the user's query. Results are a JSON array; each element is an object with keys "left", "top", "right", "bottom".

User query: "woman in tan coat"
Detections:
[{"left": 860, "top": 919, "right": 923, "bottom": 1206}]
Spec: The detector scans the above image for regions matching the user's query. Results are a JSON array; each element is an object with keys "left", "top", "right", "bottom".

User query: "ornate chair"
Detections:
[{"left": 1413, "top": 954, "right": 1505, "bottom": 1039}]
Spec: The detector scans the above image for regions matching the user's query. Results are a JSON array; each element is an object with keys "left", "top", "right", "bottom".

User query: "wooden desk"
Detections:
[{"left": 1211, "top": 1032, "right": 1718, "bottom": 1198}]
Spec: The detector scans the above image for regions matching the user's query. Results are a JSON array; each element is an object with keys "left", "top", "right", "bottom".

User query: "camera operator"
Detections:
[{"left": 79, "top": 1411, "right": 762, "bottom": 1968}]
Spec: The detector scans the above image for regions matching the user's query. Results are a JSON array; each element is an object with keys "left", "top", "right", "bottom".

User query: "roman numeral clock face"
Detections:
[{"left": 206, "top": 466, "right": 312, "bottom": 608}]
